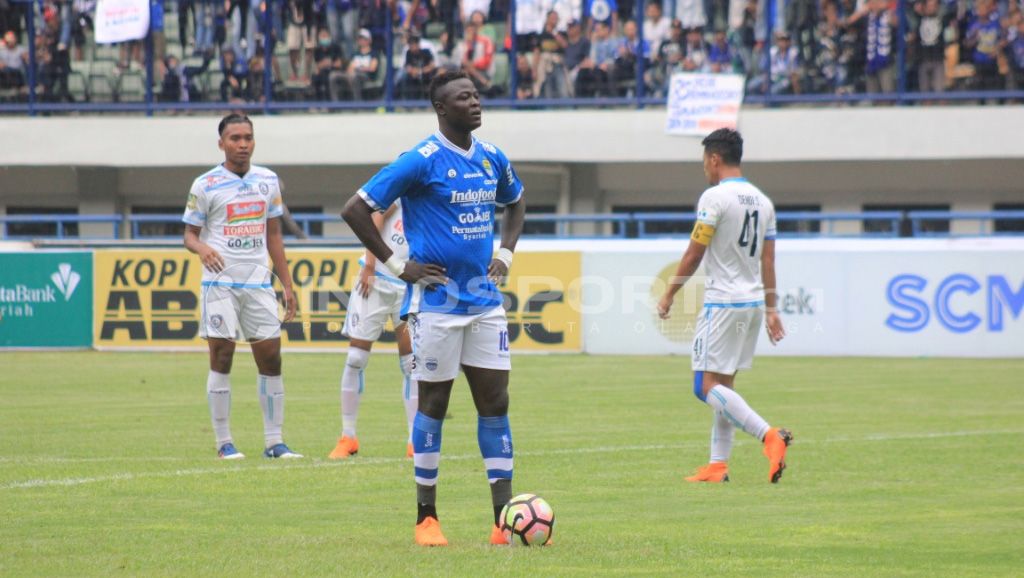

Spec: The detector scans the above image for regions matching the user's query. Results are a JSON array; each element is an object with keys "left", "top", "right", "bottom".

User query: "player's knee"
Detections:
[
  {"left": 478, "top": 388, "right": 509, "bottom": 417},
  {"left": 346, "top": 347, "right": 371, "bottom": 371},
  {"left": 693, "top": 371, "right": 707, "bottom": 402},
  {"left": 418, "top": 392, "right": 449, "bottom": 420}
]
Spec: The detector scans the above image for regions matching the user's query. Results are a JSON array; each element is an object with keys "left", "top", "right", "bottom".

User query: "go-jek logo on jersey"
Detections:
[
  {"left": 450, "top": 188, "right": 496, "bottom": 205},
  {"left": 458, "top": 208, "right": 492, "bottom": 224},
  {"left": 886, "top": 273, "right": 1024, "bottom": 333}
]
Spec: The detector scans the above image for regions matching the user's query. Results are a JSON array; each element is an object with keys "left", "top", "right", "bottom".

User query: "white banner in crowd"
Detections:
[
  {"left": 665, "top": 73, "right": 745, "bottom": 136},
  {"left": 94, "top": 0, "right": 150, "bottom": 44},
  {"left": 563, "top": 238, "right": 1024, "bottom": 358}
]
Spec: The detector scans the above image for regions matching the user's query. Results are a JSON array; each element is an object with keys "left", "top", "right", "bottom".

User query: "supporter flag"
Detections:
[
  {"left": 665, "top": 73, "right": 745, "bottom": 136},
  {"left": 95, "top": 0, "right": 151, "bottom": 44}
]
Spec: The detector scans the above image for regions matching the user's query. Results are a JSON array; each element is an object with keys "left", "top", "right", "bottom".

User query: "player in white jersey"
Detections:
[
  {"left": 328, "top": 200, "right": 419, "bottom": 460},
  {"left": 657, "top": 128, "right": 792, "bottom": 483},
  {"left": 182, "top": 114, "right": 303, "bottom": 460}
]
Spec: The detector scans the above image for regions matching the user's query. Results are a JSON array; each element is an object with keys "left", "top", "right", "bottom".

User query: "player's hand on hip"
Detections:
[
  {"left": 656, "top": 294, "right": 674, "bottom": 319},
  {"left": 199, "top": 246, "right": 225, "bottom": 273},
  {"left": 487, "top": 259, "right": 509, "bottom": 285},
  {"left": 357, "top": 267, "right": 375, "bottom": 298},
  {"left": 281, "top": 285, "right": 297, "bottom": 322},
  {"left": 400, "top": 260, "right": 448, "bottom": 287},
  {"left": 765, "top": 311, "right": 785, "bottom": 345}
]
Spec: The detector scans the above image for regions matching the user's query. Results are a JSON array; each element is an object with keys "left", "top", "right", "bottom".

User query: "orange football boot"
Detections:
[
  {"left": 684, "top": 462, "right": 730, "bottom": 483},
  {"left": 415, "top": 517, "right": 448, "bottom": 546},
  {"left": 763, "top": 427, "right": 793, "bottom": 483},
  {"left": 406, "top": 442, "right": 414, "bottom": 458},
  {"left": 328, "top": 436, "right": 359, "bottom": 460},
  {"left": 490, "top": 525, "right": 508, "bottom": 545}
]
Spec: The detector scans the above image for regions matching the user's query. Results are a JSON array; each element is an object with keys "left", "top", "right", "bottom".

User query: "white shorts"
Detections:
[
  {"left": 409, "top": 306, "right": 511, "bottom": 382},
  {"left": 201, "top": 284, "right": 281, "bottom": 342},
  {"left": 691, "top": 305, "right": 764, "bottom": 374},
  {"left": 286, "top": 23, "right": 314, "bottom": 50},
  {"left": 342, "top": 276, "right": 406, "bottom": 341}
]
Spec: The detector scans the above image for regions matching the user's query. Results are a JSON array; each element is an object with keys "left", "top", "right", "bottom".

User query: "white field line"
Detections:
[{"left": 1, "top": 429, "right": 1021, "bottom": 491}]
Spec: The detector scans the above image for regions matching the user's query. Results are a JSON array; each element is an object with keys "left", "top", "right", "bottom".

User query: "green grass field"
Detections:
[{"left": 1, "top": 352, "right": 1022, "bottom": 577}]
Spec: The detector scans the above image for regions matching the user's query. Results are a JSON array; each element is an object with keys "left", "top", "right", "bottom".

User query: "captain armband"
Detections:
[{"left": 691, "top": 223, "right": 716, "bottom": 246}]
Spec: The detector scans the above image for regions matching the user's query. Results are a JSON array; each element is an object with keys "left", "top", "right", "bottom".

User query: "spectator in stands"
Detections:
[
  {"left": 0, "top": 0, "right": 28, "bottom": 40},
  {"left": 462, "top": 0, "right": 492, "bottom": 25},
  {"left": 863, "top": 0, "right": 895, "bottom": 94},
  {"left": 332, "top": 27, "right": 379, "bottom": 99},
  {"left": 454, "top": 21, "right": 495, "bottom": 93},
  {"left": 543, "top": 0, "right": 580, "bottom": 31},
  {"left": 286, "top": 0, "right": 315, "bottom": 81},
  {"left": 70, "top": 0, "right": 95, "bottom": 61},
  {"left": 38, "top": 6, "right": 74, "bottom": 103},
  {"left": 534, "top": 9, "right": 570, "bottom": 98},
  {"left": 707, "top": 29, "right": 732, "bottom": 73},
  {"left": 310, "top": 28, "right": 343, "bottom": 100},
  {"left": 611, "top": 20, "right": 649, "bottom": 96},
  {"left": 813, "top": 1, "right": 851, "bottom": 94},
  {"left": 563, "top": 19, "right": 589, "bottom": 95},
  {"left": 159, "top": 54, "right": 210, "bottom": 102},
  {"left": 433, "top": 30, "right": 458, "bottom": 71},
  {"left": 1008, "top": 13, "right": 1024, "bottom": 92},
  {"left": 516, "top": 52, "right": 536, "bottom": 98},
  {"left": 964, "top": 0, "right": 1005, "bottom": 92},
  {"left": 468, "top": 9, "right": 487, "bottom": 28},
  {"left": 220, "top": 47, "right": 249, "bottom": 102},
  {"left": 731, "top": 0, "right": 757, "bottom": 76},
  {"left": 786, "top": 0, "right": 818, "bottom": 67},
  {"left": 747, "top": 30, "right": 799, "bottom": 94},
  {"left": 644, "top": 1, "right": 671, "bottom": 51},
  {"left": 672, "top": 0, "right": 706, "bottom": 31},
  {"left": 646, "top": 18, "right": 682, "bottom": 95},
  {"left": 681, "top": 25, "right": 708, "bottom": 72},
  {"left": 514, "top": 0, "right": 545, "bottom": 52},
  {"left": 358, "top": 0, "right": 394, "bottom": 54},
  {"left": 910, "top": 0, "right": 951, "bottom": 95},
  {"left": 0, "top": 30, "right": 27, "bottom": 91},
  {"left": 585, "top": 0, "right": 617, "bottom": 35},
  {"left": 246, "top": 51, "right": 271, "bottom": 101},
  {"left": 579, "top": 20, "right": 616, "bottom": 96},
  {"left": 324, "top": 0, "right": 357, "bottom": 62},
  {"left": 398, "top": 29, "right": 435, "bottom": 99}
]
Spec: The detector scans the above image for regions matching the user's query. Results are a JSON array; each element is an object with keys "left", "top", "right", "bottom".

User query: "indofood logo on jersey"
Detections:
[
  {"left": 450, "top": 188, "right": 496, "bottom": 205},
  {"left": 224, "top": 201, "right": 266, "bottom": 236}
]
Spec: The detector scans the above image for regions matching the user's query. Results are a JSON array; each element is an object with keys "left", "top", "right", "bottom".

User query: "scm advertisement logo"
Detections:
[{"left": 886, "top": 274, "right": 1024, "bottom": 333}]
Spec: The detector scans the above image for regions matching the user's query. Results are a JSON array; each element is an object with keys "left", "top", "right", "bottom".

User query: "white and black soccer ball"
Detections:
[{"left": 500, "top": 493, "right": 554, "bottom": 546}]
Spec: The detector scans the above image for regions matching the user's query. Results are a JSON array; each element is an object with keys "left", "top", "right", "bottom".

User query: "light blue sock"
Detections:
[{"left": 413, "top": 412, "right": 443, "bottom": 487}]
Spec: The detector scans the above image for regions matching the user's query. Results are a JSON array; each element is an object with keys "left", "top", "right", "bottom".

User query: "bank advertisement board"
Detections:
[{"left": 0, "top": 252, "right": 93, "bottom": 347}]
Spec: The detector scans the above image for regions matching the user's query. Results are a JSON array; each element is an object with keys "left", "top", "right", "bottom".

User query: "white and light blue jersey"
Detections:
[
  {"left": 182, "top": 163, "right": 283, "bottom": 286},
  {"left": 357, "top": 131, "right": 524, "bottom": 316}
]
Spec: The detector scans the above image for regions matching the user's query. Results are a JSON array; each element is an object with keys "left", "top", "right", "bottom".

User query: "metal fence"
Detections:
[{"left": 2, "top": 0, "right": 1024, "bottom": 115}]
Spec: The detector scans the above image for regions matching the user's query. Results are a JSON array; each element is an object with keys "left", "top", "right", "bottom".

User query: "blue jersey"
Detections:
[{"left": 358, "top": 131, "right": 524, "bottom": 316}]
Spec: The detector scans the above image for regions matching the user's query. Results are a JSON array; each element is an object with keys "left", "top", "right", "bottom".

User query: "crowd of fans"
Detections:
[{"left": 1, "top": 0, "right": 1022, "bottom": 104}]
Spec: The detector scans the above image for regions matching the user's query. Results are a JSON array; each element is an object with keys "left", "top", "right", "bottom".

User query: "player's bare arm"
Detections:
[
  {"left": 761, "top": 238, "right": 785, "bottom": 345},
  {"left": 657, "top": 224, "right": 709, "bottom": 319},
  {"left": 266, "top": 217, "right": 297, "bottom": 322},
  {"left": 184, "top": 223, "right": 225, "bottom": 273},
  {"left": 342, "top": 194, "right": 447, "bottom": 285},
  {"left": 489, "top": 198, "right": 525, "bottom": 283}
]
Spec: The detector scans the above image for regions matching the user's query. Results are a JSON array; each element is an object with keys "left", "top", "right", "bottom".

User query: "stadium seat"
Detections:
[
  {"left": 117, "top": 70, "right": 146, "bottom": 102},
  {"left": 69, "top": 61, "right": 91, "bottom": 102},
  {"left": 425, "top": 22, "right": 446, "bottom": 39},
  {"left": 88, "top": 60, "right": 117, "bottom": 102}
]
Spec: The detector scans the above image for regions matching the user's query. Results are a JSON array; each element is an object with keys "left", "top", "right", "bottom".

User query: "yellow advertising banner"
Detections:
[{"left": 94, "top": 249, "right": 581, "bottom": 352}]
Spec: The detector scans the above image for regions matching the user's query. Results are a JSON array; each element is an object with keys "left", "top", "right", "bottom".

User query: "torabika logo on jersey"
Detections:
[{"left": 224, "top": 201, "right": 266, "bottom": 236}]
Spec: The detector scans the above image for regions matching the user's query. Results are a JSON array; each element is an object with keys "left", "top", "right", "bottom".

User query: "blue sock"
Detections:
[
  {"left": 478, "top": 415, "right": 513, "bottom": 484},
  {"left": 413, "top": 412, "right": 443, "bottom": 490}
]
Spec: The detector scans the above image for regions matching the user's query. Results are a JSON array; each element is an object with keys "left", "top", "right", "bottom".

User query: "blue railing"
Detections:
[
  {"left": 3, "top": 0, "right": 1024, "bottom": 116},
  {"left": 4, "top": 211, "right": 1024, "bottom": 241},
  {"left": 0, "top": 214, "right": 123, "bottom": 239}
]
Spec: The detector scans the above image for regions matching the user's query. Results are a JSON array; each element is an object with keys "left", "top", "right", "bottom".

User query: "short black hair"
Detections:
[
  {"left": 218, "top": 113, "right": 253, "bottom": 136},
  {"left": 701, "top": 128, "right": 743, "bottom": 165},
  {"left": 428, "top": 70, "right": 471, "bottom": 104}
]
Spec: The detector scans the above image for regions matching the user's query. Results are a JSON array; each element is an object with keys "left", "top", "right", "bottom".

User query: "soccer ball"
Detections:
[{"left": 500, "top": 493, "right": 554, "bottom": 546}]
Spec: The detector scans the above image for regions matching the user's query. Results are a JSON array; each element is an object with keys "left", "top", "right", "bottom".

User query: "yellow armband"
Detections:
[{"left": 691, "top": 223, "right": 716, "bottom": 245}]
